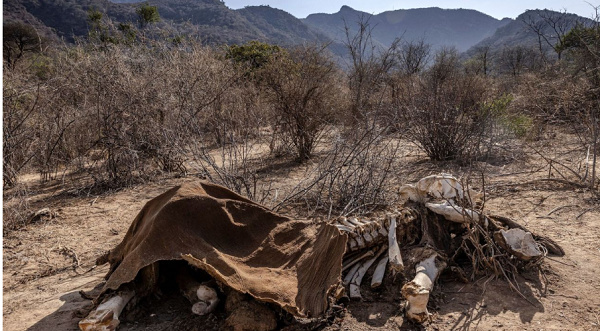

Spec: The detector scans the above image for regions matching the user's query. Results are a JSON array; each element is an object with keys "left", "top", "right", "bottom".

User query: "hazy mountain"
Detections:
[
  {"left": 465, "top": 9, "right": 592, "bottom": 57},
  {"left": 303, "top": 6, "right": 512, "bottom": 52},
  {"left": 237, "top": 6, "right": 330, "bottom": 46},
  {"left": 3, "top": 1, "right": 592, "bottom": 62}
]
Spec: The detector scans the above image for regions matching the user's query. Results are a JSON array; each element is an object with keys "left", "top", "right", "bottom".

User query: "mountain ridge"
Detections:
[{"left": 2, "top": 1, "right": 591, "bottom": 59}]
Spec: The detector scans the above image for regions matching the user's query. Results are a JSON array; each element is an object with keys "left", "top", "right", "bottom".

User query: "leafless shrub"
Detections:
[
  {"left": 274, "top": 122, "right": 401, "bottom": 217},
  {"left": 3, "top": 184, "right": 32, "bottom": 233},
  {"left": 393, "top": 48, "right": 493, "bottom": 162},
  {"left": 3, "top": 74, "right": 40, "bottom": 187},
  {"left": 343, "top": 15, "right": 398, "bottom": 122},
  {"left": 260, "top": 44, "right": 346, "bottom": 161}
]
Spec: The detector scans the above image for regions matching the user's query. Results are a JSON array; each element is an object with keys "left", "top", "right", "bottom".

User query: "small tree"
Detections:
[
  {"left": 260, "top": 45, "right": 344, "bottom": 161},
  {"left": 3, "top": 22, "right": 42, "bottom": 69},
  {"left": 343, "top": 15, "right": 399, "bottom": 122},
  {"left": 136, "top": 3, "right": 160, "bottom": 29},
  {"left": 396, "top": 38, "right": 431, "bottom": 76},
  {"left": 399, "top": 47, "right": 491, "bottom": 161},
  {"left": 225, "top": 40, "right": 282, "bottom": 71}
]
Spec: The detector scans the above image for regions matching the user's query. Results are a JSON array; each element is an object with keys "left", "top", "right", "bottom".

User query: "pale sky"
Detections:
[{"left": 223, "top": 0, "right": 600, "bottom": 20}]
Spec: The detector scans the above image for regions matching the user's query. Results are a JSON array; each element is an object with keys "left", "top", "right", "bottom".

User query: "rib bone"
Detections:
[
  {"left": 342, "top": 248, "right": 375, "bottom": 271},
  {"left": 387, "top": 217, "right": 404, "bottom": 273},
  {"left": 349, "top": 246, "right": 387, "bottom": 299},
  {"left": 370, "top": 255, "right": 389, "bottom": 288},
  {"left": 343, "top": 262, "right": 361, "bottom": 287}
]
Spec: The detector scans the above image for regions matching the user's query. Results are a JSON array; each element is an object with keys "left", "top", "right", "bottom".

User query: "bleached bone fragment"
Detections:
[
  {"left": 342, "top": 249, "right": 375, "bottom": 272},
  {"left": 416, "top": 174, "right": 465, "bottom": 200},
  {"left": 351, "top": 229, "right": 366, "bottom": 249},
  {"left": 370, "top": 255, "right": 389, "bottom": 288},
  {"left": 494, "top": 228, "right": 542, "bottom": 261},
  {"left": 335, "top": 224, "right": 355, "bottom": 232},
  {"left": 339, "top": 217, "right": 356, "bottom": 229},
  {"left": 79, "top": 290, "right": 135, "bottom": 331},
  {"left": 348, "top": 217, "right": 364, "bottom": 226},
  {"left": 349, "top": 246, "right": 386, "bottom": 299},
  {"left": 399, "top": 184, "right": 423, "bottom": 203},
  {"left": 343, "top": 262, "right": 361, "bottom": 287},
  {"left": 401, "top": 253, "right": 446, "bottom": 323},
  {"left": 425, "top": 201, "right": 480, "bottom": 223},
  {"left": 192, "top": 285, "right": 219, "bottom": 315},
  {"left": 401, "top": 174, "right": 482, "bottom": 204},
  {"left": 387, "top": 217, "right": 404, "bottom": 273},
  {"left": 176, "top": 268, "right": 219, "bottom": 316}
]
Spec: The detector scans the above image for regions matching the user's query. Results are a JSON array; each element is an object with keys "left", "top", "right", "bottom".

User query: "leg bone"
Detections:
[
  {"left": 401, "top": 253, "right": 446, "bottom": 323},
  {"left": 79, "top": 290, "right": 135, "bottom": 331}
]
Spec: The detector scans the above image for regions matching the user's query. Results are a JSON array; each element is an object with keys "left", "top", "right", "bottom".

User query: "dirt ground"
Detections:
[{"left": 3, "top": 133, "right": 600, "bottom": 331}]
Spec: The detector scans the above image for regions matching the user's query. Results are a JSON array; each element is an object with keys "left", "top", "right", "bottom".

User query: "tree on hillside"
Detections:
[
  {"left": 225, "top": 41, "right": 282, "bottom": 73},
  {"left": 3, "top": 22, "right": 42, "bottom": 69},
  {"left": 522, "top": 10, "right": 582, "bottom": 61},
  {"left": 137, "top": 3, "right": 160, "bottom": 29}
]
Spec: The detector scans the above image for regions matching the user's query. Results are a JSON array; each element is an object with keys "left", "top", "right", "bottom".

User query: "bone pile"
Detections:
[
  {"left": 333, "top": 173, "right": 555, "bottom": 323},
  {"left": 334, "top": 212, "right": 410, "bottom": 296}
]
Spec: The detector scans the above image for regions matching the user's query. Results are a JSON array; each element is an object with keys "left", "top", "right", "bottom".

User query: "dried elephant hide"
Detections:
[{"left": 93, "top": 181, "right": 346, "bottom": 318}]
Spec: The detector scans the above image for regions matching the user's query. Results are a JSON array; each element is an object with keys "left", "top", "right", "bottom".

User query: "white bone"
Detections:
[
  {"left": 335, "top": 224, "right": 355, "bottom": 232},
  {"left": 348, "top": 217, "right": 364, "bottom": 226},
  {"left": 192, "top": 285, "right": 219, "bottom": 315},
  {"left": 387, "top": 217, "right": 404, "bottom": 273},
  {"left": 495, "top": 228, "right": 542, "bottom": 261},
  {"left": 343, "top": 262, "right": 361, "bottom": 287},
  {"left": 401, "top": 174, "right": 482, "bottom": 205},
  {"left": 79, "top": 290, "right": 135, "bottom": 331},
  {"left": 401, "top": 253, "right": 446, "bottom": 323},
  {"left": 349, "top": 246, "right": 386, "bottom": 299},
  {"left": 370, "top": 255, "right": 389, "bottom": 288},
  {"left": 342, "top": 249, "right": 375, "bottom": 272},
  {"left": 340, "top": 217, "right": 356, "bottom": 229},
  {"left": 399, "top": 184, "right": 423, "bottom": 202},
  {"left": 425, "top": 201, "right": 480, "bottom": 223}
]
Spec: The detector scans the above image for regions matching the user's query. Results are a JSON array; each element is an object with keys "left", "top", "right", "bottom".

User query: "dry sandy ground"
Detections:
[{"left": 3, "top": 135, "right": 600, "bottom": 331}]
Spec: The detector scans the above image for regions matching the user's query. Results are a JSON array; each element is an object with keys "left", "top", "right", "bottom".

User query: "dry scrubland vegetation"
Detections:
[{"left": 3, "top": 8, "right": 600, "bottom": 331}]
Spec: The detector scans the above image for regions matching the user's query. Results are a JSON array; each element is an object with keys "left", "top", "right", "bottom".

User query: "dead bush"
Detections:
[
  {"left": 3, "top": 184, "right": 32, "bottom": 233},
  {"left": 260, "top": 45, "right": 345, "bottom": 161},
  {"left": 274, "top": 122, "right": 401, "bottom": 217},
  {"left": 393, "top": 48, "right": 493, "bottom": 162}
]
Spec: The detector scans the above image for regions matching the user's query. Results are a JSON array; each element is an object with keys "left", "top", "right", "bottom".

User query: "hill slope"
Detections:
[
  {"left": 465, "top": 9, "right": 593, "bottom": 57},
  {"left": 304, "top": 6, "right": 511, "bottom": 52},
  {"left": 2, "top": 0, "right": 329, "bottom": 46}
]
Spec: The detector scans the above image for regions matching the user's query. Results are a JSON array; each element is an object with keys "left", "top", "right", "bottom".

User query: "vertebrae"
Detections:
[{"left": 332, "top": 208, "right": 418, "bottom": 253}]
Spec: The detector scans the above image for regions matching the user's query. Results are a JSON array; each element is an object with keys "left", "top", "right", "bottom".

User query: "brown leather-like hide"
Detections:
[{"left": 97, "top": 181, "right": 347, "bottom": 317}]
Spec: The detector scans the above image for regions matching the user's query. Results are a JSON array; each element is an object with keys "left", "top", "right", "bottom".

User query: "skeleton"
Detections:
[
  {"left": 80, "top": 174, "right": 563, "bottom": 329},
  {"left": 332, "top": 173, "right": 562, "bottom": 323}
]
